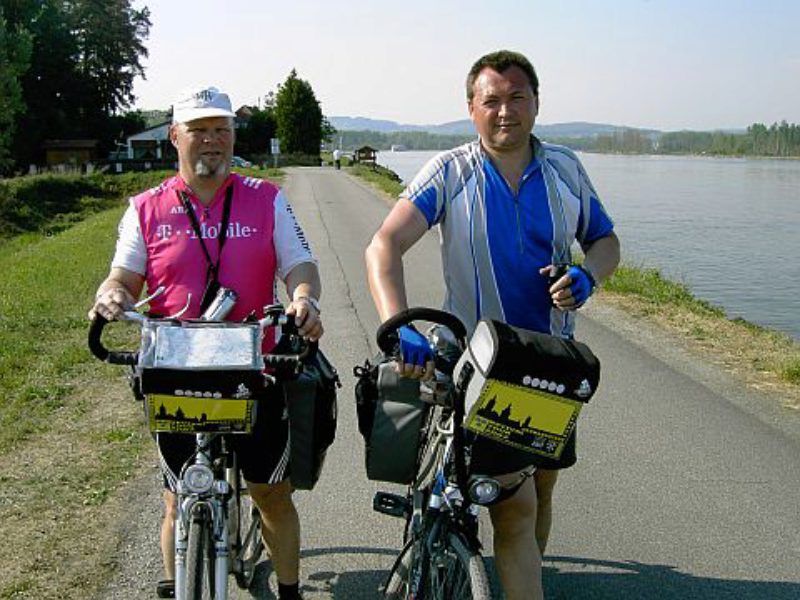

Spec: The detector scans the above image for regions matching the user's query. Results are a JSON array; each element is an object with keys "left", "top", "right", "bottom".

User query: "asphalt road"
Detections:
[{"left": 97, "top": 167, "right": 800, "bottom": 599}]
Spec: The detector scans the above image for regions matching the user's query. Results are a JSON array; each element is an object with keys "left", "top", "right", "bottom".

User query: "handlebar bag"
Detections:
[
  {"left": 453, "top": 319, "right": 600, "bottom": 468},
  {"left": 354, "top": 356, "right": 428, "bottom": 484},
  {"left": 283, "top": 348, "right": 340, "bottom": 490},
  {"left": 137, "top": 320, "right": 267, "bottom": 434}
]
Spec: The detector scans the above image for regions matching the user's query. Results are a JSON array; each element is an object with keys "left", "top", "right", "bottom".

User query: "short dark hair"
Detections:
[{"left": 466, "top": 50, "right": 539, "bottom": 101}]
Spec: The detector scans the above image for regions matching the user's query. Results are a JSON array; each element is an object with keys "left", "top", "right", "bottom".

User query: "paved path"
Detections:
[{"left": 97, "top": 167, "right": 800, "bottom": 599}]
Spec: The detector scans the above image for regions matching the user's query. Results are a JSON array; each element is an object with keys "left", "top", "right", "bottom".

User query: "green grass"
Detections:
[
  {"left": 234, "top": 165, "right": 284, "bottom": 183},
  {"left": 348, "top": 163, "right": 404, "bottom": 197},
  {"left": 602, "top": 263, "right": 799, "bottom": 387},
  {"left": 0, "top": 208, "right": 130, "bottom": 452},
  {"left": 602, "top": 263, "right": 726, "bottom": 317},
  {"left": 781, "top": 359, "right": 800, "bottom": 385}
]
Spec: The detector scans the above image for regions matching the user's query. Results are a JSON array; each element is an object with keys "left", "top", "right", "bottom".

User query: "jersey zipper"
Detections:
[{"left": 514, "top": 198, "right": 524, "bottom": 254}]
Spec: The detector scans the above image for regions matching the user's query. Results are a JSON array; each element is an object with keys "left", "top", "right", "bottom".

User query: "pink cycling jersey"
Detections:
[{"left": 132, "top": 174, "right": 281, "bottom": 349}]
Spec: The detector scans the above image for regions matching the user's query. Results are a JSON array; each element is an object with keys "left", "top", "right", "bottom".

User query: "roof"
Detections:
[{"left": 127, "top": 122, "right": 171, "bottom": 142}]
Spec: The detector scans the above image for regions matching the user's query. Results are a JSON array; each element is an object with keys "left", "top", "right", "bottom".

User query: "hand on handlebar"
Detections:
[
  {"left": 397, "top": 325, "right": 435, "bottom": 380},
  {"left": 541, "top": 264, "right": 597, "bottom": 310},
  {"left": 286, "top": 297, "right": 324, "bottom": 342},
  {"left": 89, "top": 287, "right": 135, "bottom": 322}
]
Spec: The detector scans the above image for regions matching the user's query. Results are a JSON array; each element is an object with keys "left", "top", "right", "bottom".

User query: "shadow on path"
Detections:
[
  {"left": 541, "top": 555, "right": 800, "bottom": 599},
  {"left": 247, "top": 545, "right": 398, "bottom": 599}
]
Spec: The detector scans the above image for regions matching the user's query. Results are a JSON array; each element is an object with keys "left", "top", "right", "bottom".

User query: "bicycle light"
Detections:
[
  {"left": 183, "top": 464, "right": 215, "bottom": 494},
  {"left": 467, "top": 476, "right": 501, "bottom": 505}
]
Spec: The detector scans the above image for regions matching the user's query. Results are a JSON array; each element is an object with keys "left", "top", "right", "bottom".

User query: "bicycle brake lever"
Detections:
[
  {"left": 167, "top": 293, "right": 192, "bottom": 319},
  {"left": 134, "top": 285, "right": 165, "bottom": 310}
]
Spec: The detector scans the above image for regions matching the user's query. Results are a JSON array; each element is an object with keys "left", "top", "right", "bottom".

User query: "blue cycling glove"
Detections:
[
  {"left": 567, "top": 265, "right": 597, "bottom": 306},
  {"left": 398, "top": 325, "right": 433, "bottom": 366}
]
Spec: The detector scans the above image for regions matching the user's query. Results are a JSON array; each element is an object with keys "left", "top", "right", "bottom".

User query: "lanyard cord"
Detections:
[{"left": 177, "top": 184, "right": 233, "bottom": 283}]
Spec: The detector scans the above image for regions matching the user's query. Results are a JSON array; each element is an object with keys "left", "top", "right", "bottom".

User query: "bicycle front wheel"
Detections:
[
  {"left": 385, "top": 532, "right": 490, "bottom": 600},
  {"left": 186, "top": 514, "right": 215, "bottom": 600}
]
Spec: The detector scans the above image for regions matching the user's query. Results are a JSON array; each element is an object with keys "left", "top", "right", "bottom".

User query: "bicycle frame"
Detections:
[{"left": 371, "top": 308, "right": 496, "bottom": 599}]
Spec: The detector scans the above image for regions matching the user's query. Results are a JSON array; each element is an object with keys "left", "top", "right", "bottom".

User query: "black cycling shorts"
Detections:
[
  {"left": 468, "top": 428, "right": 577, "bottom": 476},
  {"left": 156, "top": 388, "right": 290, "bottom": 491}
]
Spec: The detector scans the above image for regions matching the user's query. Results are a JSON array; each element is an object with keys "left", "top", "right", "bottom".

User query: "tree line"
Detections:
[
  {"left": 0, "top": 1, "right": 332, "bottom": 176},
  {"left": 549, "top": 121, "right": 800, "bottom": 158},
  {"left": 0, "top": 0, "right": 150, "bottom": 174},
  {"left": 332, "top": 130, "right": 474, "bottom": 151}
]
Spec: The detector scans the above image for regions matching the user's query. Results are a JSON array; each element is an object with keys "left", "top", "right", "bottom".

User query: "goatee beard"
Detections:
[{"left": 194, "top": 159, "right": 225, "bottom": 178}]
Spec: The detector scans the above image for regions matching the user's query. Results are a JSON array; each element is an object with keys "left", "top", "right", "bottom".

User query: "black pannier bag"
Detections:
[
  {"left": 283, "top": 348, "right": 340, "bottom": 491},
  {"left": 354, "top": 355, "right": 428, "bottom": 484},
  {"left": 454, "top": 319, "right": 600, "bottom": 472}
]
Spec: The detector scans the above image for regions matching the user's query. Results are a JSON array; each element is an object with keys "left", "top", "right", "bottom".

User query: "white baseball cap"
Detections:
[{"left": 172, "top": 86, "right": 236, "bottom": 124}]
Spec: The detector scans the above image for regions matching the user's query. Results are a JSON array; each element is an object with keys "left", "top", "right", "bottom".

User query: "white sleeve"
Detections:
[
  {"left": 274, "top": 189, "right": 317, "bottom": 280},
  {"left": 111, "top": 199, "right": 147, "bottom": 275}
]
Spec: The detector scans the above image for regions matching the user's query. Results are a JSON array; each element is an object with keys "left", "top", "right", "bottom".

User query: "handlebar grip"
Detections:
[
  {"left": 280, "top": 316, "right": 318, "bottom": 361},
  {"left": 88, "top": 315, "right": 138, "bottom": 365},
  {"left": 376, "top": 307, "right": 467, "bottom": 353}
]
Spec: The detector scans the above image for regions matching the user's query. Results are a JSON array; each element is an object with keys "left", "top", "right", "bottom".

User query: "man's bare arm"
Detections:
[
  {"left": 582, "top": 231, "right": 621, "bottom": 284},
  {"left": 365, "top": 199, "right": 429, "bottom": 322},
  {"left": 284, "top": 261, "right": 323, "bottom": 341}
]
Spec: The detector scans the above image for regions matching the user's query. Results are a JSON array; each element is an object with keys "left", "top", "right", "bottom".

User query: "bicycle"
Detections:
[
  {"left": 367, "top": 308, "right": 506, "bottom": 600},
  {"left": 89, "top": 297, "right": 314, "bottom": 600}
]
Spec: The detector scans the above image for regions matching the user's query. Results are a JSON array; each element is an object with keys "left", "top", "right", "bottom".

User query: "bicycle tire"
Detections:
[
  {"left": 234, "top": 495, "right": 264, "bottom": 589},
  {"left": 384, "top": 532, "right": 490, "bottom": 600},
  {"left": 186, "top": 514, "right": 215, "bottom": 600},
  {"left": 384, "top": 539, "right": 420, "bottom": 600},
  {"left": 430, "top": 532, "right": 490, "bottom": 600}
]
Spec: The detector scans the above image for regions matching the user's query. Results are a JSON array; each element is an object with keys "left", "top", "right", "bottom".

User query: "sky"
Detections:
[{"left": 131, "top": 0, "right": 800, "bottom": 131}]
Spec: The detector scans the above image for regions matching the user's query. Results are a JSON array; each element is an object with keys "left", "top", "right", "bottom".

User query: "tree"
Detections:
[
  {"left": 6, "top": 0, "right": 151, "bottom": 167},
  {"left": 0, "top": 6, "right": 32, "bottom": 173},
  {"left": 321, "top": 116, "right": 337, "bottom": 145},
  {"left": 69, "top": 0, "right": 151, "bottom": 153},
  {"left": 6, "top": 0, "right": 82, "bottom": 167},
  {"left": 274, "top": 69, "right": 323, "bottom": 155},
  {"left": 236, "top": 107, "right": 277, "bottom": 157}
]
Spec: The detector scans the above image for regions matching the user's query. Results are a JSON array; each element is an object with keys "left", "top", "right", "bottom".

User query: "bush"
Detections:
[
  {"left": 274, "top": 153, "right": 321, "bottom": 167},
  {"left": 0, "top": 171, "right": 172, "bottom": 239}
]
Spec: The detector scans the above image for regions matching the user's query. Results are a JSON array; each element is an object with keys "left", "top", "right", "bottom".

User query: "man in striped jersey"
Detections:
[
  {"left": 91, "top": 86, "right": 320, "bottom": 600},
  {"left": 366, "top": 51, "right": 620, "bottom": 599}
]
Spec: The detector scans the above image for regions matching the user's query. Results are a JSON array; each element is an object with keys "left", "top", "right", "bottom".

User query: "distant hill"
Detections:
[{"left": 328, "top": 116, "right": 661, "bottom": 139}]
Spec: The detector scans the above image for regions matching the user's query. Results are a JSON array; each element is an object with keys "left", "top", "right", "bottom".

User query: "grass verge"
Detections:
[
  {"left": 0, "top": 206, "right": 151, "bottom": 599},
  {"left": 0, "top": 166, "right": 285, "bottom": 598},
  {"left": 347, "top": 164, "right": 404, "bottom": 197}
]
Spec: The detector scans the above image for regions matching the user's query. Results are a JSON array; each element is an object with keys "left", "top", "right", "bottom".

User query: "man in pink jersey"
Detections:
[{"left": 90, "top": 86, "right": 320, "bottom": 600}]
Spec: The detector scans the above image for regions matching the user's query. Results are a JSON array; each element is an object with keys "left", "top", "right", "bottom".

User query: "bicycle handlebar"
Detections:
[
  {"left": 88, "top": 304, "right": 317, "bottom": 370},
  {"left": 376, "top": 307, "right": 467, "bottom": 352},
  {"left": 260, "top": 304, "right": 317, "bottom": 369},
  {"left": 88, "top": 314, "right": 139, "bottom": 365}
]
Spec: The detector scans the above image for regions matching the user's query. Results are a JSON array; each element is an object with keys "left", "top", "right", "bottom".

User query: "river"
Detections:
[{"left": 376, "top": 150, "right": 800, "bottom": 341}]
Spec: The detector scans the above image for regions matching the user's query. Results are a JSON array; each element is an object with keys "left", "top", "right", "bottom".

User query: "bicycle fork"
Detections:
[{"left": 174, "top": 434, "right": 232, "bottom": 600}]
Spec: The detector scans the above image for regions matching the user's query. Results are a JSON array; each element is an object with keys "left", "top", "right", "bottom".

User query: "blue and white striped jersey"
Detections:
[{"left": 403, "top": 137, "right": 614, "bottom": 338}]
